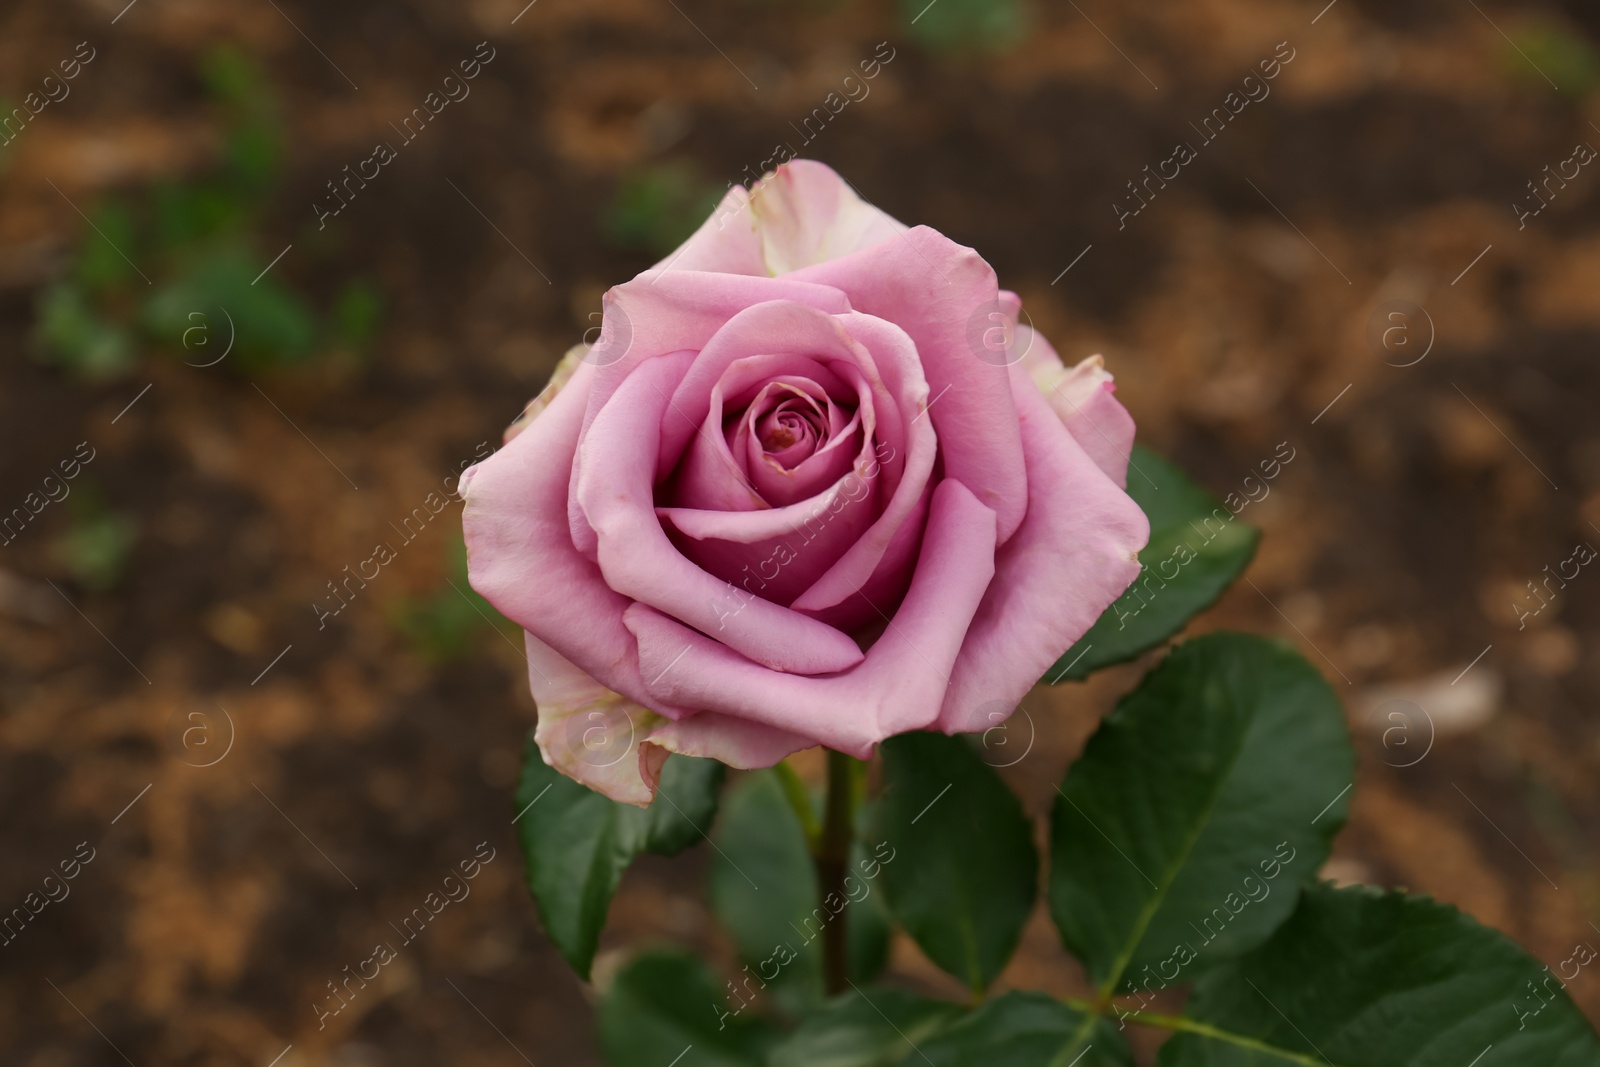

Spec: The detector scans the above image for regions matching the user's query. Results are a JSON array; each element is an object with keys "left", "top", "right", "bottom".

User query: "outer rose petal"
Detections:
[
  {"left": 1016, "top": 324, "right": 1135, "bottom": 489},
  {"left": 625, "top": 479, "right": 998, "bottom": 757},
  {"left": 644, "top": 714, "right": 815, "bottom": 778},
  {"left": 461, "top": 357, "right": 693, "bottom": 723},
  {"left": 935, "top": 373, "right": 1148, "bottom": 734},
  {"left": 648, "top": 184, "right": 768, "bottom": 276},
  {"left": 528, "top": 634, "right": 813, "bottom": 807},
  {"left": 789, "top": 226, "right": 1030, "bottom": 543},
  {"left": 746, "top": 160, "right": 910, "bottom": 275},
  {"left": 651, "top": 159, "right": 907, "bottom": 278},
  {"left": 528, "top": 633, "right": 668, "bottom": 807}
]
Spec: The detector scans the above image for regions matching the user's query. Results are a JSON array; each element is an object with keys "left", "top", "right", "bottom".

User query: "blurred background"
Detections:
[{"left": 2, "top": 0, "right": 1599, "bottom": 1062}]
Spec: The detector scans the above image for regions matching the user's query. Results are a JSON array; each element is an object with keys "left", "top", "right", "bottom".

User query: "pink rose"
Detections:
[{"left": 462, "top": 160, "right": 1147, "bottom": 805}]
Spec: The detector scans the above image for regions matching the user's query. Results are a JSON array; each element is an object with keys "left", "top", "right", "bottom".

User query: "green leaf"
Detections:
[
  {"left": 74, "top": 200, "right": 142, "bottom": 293},
  {"left": 598, "top": 950, "right": 776, "bottom": 1067},
  {"left": 151, "top": 181, "right": 252, "bottom": 250},
  {"left": 637, "top": 753, "right": 724, "bottom": 855},
  {"left": 201, "top": 44, "right": 283, "bottom": 191},
  {"left": 142, "top": 246, "right": 317, "bottom": 369},
  {"left": 604, "top": 161, "right": 725, "bottom": 256},
  {"left": 52, "top": 510, "right": 137, "bottom": 592},
  {"left": 1158, "top": 884, "right": 1600, "bottom": 1066},
  {"left": 876, "top": 732, "right": 1037, "bottom": 994},
  {"left": 34, "top": 283, "right": 135, "bottom": 380},
  {"left": 1506, "top": 21, "right": 1600, "bottom": 97},
  {"left": 1046, "top": 446, "right": 1260, "bottom": 683},
  {"left": 1050, "top": 633, "right": 1352, "bottom": 994},
  {"left": 332, "top": 278, "right": 383, "bottom": 349},
  {"left": 710, "top": 771, "right": 820, "bottom": 1012},
  {"left": 223, "top": 120, "right": 282, "bottom": 192},
  {"left": 513, "top": 735, "right": 724, "bottom": 978},
  {"left": 845, "top": 831, "right": 894, "bottom": 986},
  {"left": 202, "top": 44, "right": 271, "bottom": 111},
  {"left": 901, "top": 0, "right": 1029, "bottom": 53},
  {"left": 919, "top": 992, "right": 1134, "bottom": 1067},
  {"left": 707, "top": 771, "right": 891, "bottom": 1014},
  {"left": 769, "top": 987, "right": 965, "bottom": 1067}
]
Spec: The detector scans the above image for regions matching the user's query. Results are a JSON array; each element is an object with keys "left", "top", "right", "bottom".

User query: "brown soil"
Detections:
[{"left": 1, "top": 0, "right": 1597, "bottom": 1063}]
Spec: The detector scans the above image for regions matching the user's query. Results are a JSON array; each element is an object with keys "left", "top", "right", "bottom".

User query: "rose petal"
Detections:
[
  {"left": 788, "top": 225, "right": 1029, "bottom": 543},
  {"left": 751, "top": 392, "right": 821, "bottom": 465},
  {"left": 588, "top": 274, "right": 853, "bottom": 421},
  {"left": 746, "top": 159, "right": 910, "bottom": 276},
  {"left": 462, "top": 361, "right": 694, "bottom": 722},
  {"left": 746, "top": 381, "right": 827, "bottom": 461},
  {"left": 569, "top": 274, "right": 856, "bottom": 559},
  {"left": 788, "top": 312, "right": 934, "bottom": 624},
  {"left": 649, "top": 159, "right": 907, "bottom": 279},
  {"left": 657, "top": 304, "right": 934, "bottom": 632},
  {"left": 528, "top": 633, "right": 668, "bottom": 808},
  {"left": 659, "top": 460, "right": 882, "bottom": 606},
  {"left": 576, "top": 349, "right": 866, "bottom": 675},
  {"left": 739, "top": 380, "right": 865, "bottom": 506},
  {"left": 528, "top": 633, "right": 813, "bottom": 807},
  {"left": 626, "top": 478, "right": 998, "bottom": 757},
  {"left": 673, "top": 355, "right": 856, "bottom": 503},
  {"left": 667, "top": 367, "right": 770, "bottom": 517},
  {"left": 655, "top": 301, "right": 878, "bottom": 478},
  {"left": 1016, "top": 325, "right": 1136, "bottom": 489},
  {"left": 934, "top": 373, "right": 1148, "bottom": 734},
  {"left": 790, "top": 480, "right": 931, "bottom": 634},
  {"left": 648, "top": 184, "right": 768, "bottom": 276},
  {"left": 644, "top": 714, "right": 815, "bottom": 776}
]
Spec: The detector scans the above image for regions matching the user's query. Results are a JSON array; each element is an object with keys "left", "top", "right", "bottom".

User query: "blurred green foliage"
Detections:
[
  {"left": 143, "top": 248, "right": 319, "bottom": 364},
  {"left": 1507, "top": 20, "right": 1600, "bottom": 96},
  {"left": 37, "top": 283, "right": 133, "bottom": 379},
  {"left": 604, "top": 161, "right": 725, "bottom": 257},
  {"left": 50, "top": 482, "right": 136, "bottom": 592},
  {"left": 392, "top": 533, "right": 516, "bottom": 664},
  {"left": 900, "top": 0, "right": 1029, "bottom": 54},
  {"left": 35, "top": 46, "right": 382, "bottom": 380}
]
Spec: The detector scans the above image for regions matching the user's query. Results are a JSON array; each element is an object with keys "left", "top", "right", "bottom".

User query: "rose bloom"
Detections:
[{"left": 462, "top": 161, "right": 1147, "bottom": 805}]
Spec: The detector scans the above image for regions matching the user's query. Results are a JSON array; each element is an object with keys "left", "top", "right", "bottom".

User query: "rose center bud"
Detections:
[
  {"left": 656, "top": 356, "right": 880, "bottom": 608},
  {"left": 740, "top": 380, "right": 849, "bottom": 474},
  {"left": 758, "top": 405, "right": 824, "bottom": 463}
]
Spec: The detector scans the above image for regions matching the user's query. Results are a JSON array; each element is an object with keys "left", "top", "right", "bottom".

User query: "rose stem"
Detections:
[
  {"left": 817, "top": 747, "right": 856, "bottom": 996},
  {"left": 773, "top": 759, "right": 821, "bottom": 848}
]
